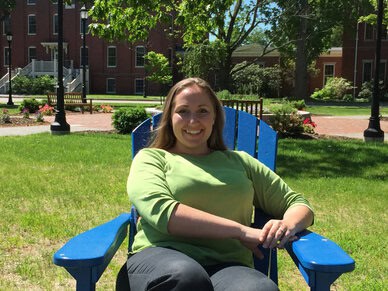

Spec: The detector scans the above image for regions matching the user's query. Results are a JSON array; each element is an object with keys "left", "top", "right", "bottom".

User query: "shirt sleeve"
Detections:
[
  {"left": 238, "top": 151, "right": 314, "bottom": 218},
  {"left": 127, "top": 149, "right": 179, "bottom": 234}
]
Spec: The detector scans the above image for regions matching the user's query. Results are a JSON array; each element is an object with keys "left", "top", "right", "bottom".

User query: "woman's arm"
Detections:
[{"left": 168, "top": 203, "right": 265, "bottom": 259}]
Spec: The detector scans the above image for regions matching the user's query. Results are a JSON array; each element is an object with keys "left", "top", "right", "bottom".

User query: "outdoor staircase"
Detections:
[{"left": 0, "top": 60, "right": 87, "bottom": 94}]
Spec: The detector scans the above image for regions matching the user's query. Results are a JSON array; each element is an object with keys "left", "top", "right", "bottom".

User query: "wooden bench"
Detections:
[
  {"left": 47, "top": 92, "right": 93, "bottom": 114},
  {"left": 221, "top": 98, "right": 263, "bottom": 119}
]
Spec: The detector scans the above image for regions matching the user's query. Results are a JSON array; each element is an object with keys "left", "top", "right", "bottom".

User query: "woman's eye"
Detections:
[{"left": 176, "top": 109, "right": 188, "bottom": 114}]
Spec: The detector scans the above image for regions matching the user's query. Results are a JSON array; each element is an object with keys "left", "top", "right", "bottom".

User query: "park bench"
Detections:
[
  {"left": 53, "top": 107, "right": 355, "bottom": 291},
  {"left": 47, "top": 92, "right": 93, "bottom": 114},
  {"left": 221, "top": 98, "right": 263, "bottom": 119}
]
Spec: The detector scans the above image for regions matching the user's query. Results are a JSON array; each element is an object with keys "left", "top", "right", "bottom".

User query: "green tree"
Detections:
[
  {"left": 180, "top": 41, "right": 228, "bottom": 87},
  {"left": 359, "top": 0, "right": 388, "bottom": 25},
  {"left": 144, "top": 51, "right": 172, "bottom": 85},
  {"left": 269, "top": 0, "right": 372, "bottom": 100},
  {"left": 88, "top": 0, "right": 277, "bottom": 90}
]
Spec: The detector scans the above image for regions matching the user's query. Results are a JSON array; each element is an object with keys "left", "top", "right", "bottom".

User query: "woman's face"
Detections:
[{"left": 170, "top": 84, "right": 215, "bottom": 156}]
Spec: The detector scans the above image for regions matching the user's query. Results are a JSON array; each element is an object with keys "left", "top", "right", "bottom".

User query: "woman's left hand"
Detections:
[{"left": 261, "top": 219, "right": 298, "bottom": 249}]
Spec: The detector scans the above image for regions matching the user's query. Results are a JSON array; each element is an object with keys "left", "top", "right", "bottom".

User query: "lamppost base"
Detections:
[
  {"left": 363, "top": 128, "right": 384, "bottom": 142},
  {"left": 51, "top": 121, "right": 70, "bottom": 134},
  {"left": 50, "top": 111, "right": 70, "bottom": 134}
]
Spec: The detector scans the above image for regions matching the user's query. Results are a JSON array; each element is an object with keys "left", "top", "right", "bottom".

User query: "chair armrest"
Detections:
[
  {"left": 286, "top": 230, "right": 355, "bottom": 290},
  {"left": 53, "top": 213, "right": 131, "bottom": 269}
]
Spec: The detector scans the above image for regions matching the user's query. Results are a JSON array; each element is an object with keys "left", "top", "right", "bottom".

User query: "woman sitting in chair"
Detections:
[{"left": 125, "top": 77, "right": 314, "bottom": 290}]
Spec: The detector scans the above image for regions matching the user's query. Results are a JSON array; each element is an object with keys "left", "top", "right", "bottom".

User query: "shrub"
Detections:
[
  {"left": 268, "top": 103, "right": 304, "bottom": 136},
  {"left": 231, "top": 62, "right": 282, "bottom": 97},
  {"left": 19, "top": 98, "right": 43, "bottom": 113},
  {"left": 311, "top": 77, "right": 353, "bottom": 101},
  {"left": 290, "top": 100, "right": 306, "bottom": 110},
  {"left": 1, "top": 109, "right": 11, "bottom": 123},
  {"left": 216, "top": 90, "right": 232, "bottom": 100},
  {"left": 112, "top": 107, "right": 148, "bottom": 134},
  {"left": 13, "top": 75, "right": 56, "bottom": 94}
]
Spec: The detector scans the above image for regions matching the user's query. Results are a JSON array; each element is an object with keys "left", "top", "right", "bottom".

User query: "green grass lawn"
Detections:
[
  {"left": 0, "top": 133, "right": 386, "bottom": 290},
  {"left": 307, "top": 105, "right": 388, "bottom": 116}
]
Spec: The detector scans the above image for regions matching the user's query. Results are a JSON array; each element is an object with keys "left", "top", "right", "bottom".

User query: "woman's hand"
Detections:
[
  {"left": 261, "top": 219, "right": 298, "bottom": 249},
  {"left": 238, "top": 226, "right": 265, "bottom": 260}
]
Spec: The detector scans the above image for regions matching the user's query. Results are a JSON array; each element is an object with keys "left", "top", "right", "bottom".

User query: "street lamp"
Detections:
[
  {"left": 363, "top": 0, "right": 385, "bottom": 142},
  {"left": 51, "top": 0, "right": 70, "bottom": 134},
  {"left": 6, "top": 33, "right": 14, "bottom": 106},
  {"left": 80, "top": 5, "right": 88, "bottom": 103}
]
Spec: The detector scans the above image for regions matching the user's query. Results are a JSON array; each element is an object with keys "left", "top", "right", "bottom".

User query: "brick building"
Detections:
[{"left": 0, "top": 0, "right": 183, "bottom": 95}]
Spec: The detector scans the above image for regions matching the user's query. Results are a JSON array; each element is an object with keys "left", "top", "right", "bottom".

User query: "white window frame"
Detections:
[
  {"left": 28, "top": 46, "right": 37, "bottom": 63},
  {"left": 106, "top": 78, "right": 116, "bottom": 94},
  {"left": 135, "top": 78, "right": 145, "bottom": 95},
  {"left": 135, "top": 46, "right": 145, "bottom": 67},
  {"left": 362, "top": 60, "right": 374, "bottom": 83},
  {"left": 65, "top": 0, "right": 75, "bottom": 9},
  {"left": 4, "top": 47, "right": 10, "bottom": 67},
  {"left": 80, "top": 18, "right": 90, "bottom": 35},
  {"left": 323, "top": 63, "right": 335, "bottom": 85},
  {"left": 107, "top": 46, "right": 117, "bottom": 68},
  {"left": 28, "top": 14, "right": 37, "bottom": 35}
]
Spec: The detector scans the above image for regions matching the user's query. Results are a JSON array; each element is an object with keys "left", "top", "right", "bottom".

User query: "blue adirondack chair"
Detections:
[{"left": 53, "top": 107, "right": 355, "bottom": 291}]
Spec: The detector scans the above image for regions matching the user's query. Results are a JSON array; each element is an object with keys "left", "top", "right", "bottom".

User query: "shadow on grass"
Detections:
[{"left": 277, "top": 139, "right": 387, "bottom": 180}]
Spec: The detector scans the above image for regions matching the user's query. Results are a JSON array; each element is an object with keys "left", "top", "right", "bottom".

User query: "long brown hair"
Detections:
[{"left": 149, "top": 77, "right": 227, "bottom": 151}]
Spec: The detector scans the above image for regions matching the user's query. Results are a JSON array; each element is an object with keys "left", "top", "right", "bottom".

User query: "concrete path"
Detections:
[{"left": 1, "top": 110, "right": 387, "bottom": 141}]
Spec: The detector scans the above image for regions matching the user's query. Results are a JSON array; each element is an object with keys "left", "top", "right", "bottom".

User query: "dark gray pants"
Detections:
[{"left": 122, "top": 247, "right": 278, "bottom": 291}]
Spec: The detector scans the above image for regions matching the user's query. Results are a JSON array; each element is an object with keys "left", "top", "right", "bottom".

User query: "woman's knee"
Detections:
[
  {"left": 148, "top": 257, "right": 213, "bottom": 290},
  {"left": 127, "top": 247, "right": 213, "bottom": 291}
]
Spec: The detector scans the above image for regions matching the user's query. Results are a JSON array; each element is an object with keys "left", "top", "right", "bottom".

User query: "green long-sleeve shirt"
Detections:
[{"left": 127, "top": 148, "right": 312, "bottom": 267}]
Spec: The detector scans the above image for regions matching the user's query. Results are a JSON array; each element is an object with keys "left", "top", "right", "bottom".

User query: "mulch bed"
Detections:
[{"left": 0, "top": 117, "right": 49, "bottom": 127}]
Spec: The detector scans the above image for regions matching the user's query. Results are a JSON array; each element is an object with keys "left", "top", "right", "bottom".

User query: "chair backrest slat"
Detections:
[
  {"left": 223, "top": 106, "right": 237, "bottom": 150},
  {"left": 236, "top": 110, "right": 259, "bottom": 158}
]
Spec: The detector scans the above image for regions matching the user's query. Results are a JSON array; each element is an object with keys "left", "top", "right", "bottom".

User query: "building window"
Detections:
[
  {"left": 53, "top": 14, "right": 58, "bottom": 35},
  {"left": 28, "top": 15, "right": 37, "bottom": 35},
  {"left": 135, "top": 78, "right": 144, "bottom": 95},
  {"left": 80, "top": 18, "right": 90, "bottom": 35},
  {"left": 107, "top": 46, "right": 117, "bottom": 67},
  {"left": 80, "top": 47, "right": 89, "bottom": 66},
  {"left": 3, "top": 18, "right": 10, "bottom": 35},
  {"left": 27, "top": 0, "right": 36, "bottom": 5},
  {"left": 136, "top": 46, "right": 145, "bottom": 67},
  {"left": 28, "top": 47, "right": 37, "bottom": 63},
  {"left": 323, "top": 64, "right": 335, "bottom": 85},
  {"left": 364, "top": 24, "right": 374, "bottom": 41},
  {"left": 65, "top": 0, "right": 75, "bottom": 9},
  {"left": 106, "top": 78, "right": 116, "bottom": 93},
  {"left": 362, "top": 60, "right": 373, "bottom": 83},
  {"left": 4, "top": 47, "right": 10, "bottom": 66}
]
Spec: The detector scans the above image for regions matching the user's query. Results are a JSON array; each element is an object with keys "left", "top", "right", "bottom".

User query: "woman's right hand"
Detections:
[{"left": 239, "top": 226, "right": 265, "bottom": 260}]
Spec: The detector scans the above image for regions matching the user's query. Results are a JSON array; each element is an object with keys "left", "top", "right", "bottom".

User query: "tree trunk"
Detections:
[
  {"left": 294, "top": 0, "right": 309, "bottom": 100},
  {"left": 217, "top": 52, "right": 233, "bottom": 92}
]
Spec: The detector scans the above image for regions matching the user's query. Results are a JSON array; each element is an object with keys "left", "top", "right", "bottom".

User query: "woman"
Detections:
[{"left": 125, "top": 77, "right": 314, "bottom": 290}]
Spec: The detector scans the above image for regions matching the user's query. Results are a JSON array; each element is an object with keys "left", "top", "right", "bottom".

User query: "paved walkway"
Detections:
[{"left": 0, "top": 109, "right": 387, "bottom": 140}]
